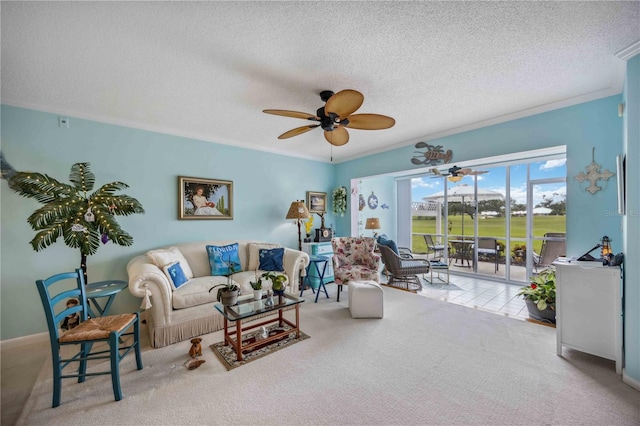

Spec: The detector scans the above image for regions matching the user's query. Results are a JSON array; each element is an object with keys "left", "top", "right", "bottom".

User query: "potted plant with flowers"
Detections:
[
  {"left": 209, "top": 257, "right": 240, "bottom": 306},
  {"left": 261, "top": 271, "right": 287, "bottom": 296},
  {"left": 517, "top": 266, "right": 556, "bottom": 323},
  {"left": 249, "top": 273, "right": 263, "bottom": 301}
]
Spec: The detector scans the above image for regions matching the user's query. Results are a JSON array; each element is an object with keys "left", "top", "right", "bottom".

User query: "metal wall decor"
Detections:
[
  {"left": 367, "top": 191, "right": 378, "bottom": 209},
  {"left": 411, "top": 142, "right": 453, "bottom": 166},
  {"left": 574, "top": 148, "right": 615, "bottom": 195}
]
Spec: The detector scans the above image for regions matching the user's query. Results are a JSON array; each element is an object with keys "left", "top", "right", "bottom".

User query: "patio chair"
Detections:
[
  {"left": 534, "top": 232, "right": 566, "bottom": 271},
  {"left": 378, "top": 244, "right": 430, "bottom": 292},
  {"left": 423, "top": 234, "right": 445, "bottom": 260},
  {"left": 36, "top": 268, "right": 143, "bottom": 407},
  {"left": 477, "top": 237, "right": 500, "bottom": 272},
  {"left": 449, "top": 240, "right": 472, "bottom": 267},
  {"left": 331, "top": 237, "right": 381, "bottom": 302}
]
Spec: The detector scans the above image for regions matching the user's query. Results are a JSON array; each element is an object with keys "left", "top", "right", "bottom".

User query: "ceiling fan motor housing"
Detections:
[{"left": 316, "top": 106, "right": 343, "bottom": 131}]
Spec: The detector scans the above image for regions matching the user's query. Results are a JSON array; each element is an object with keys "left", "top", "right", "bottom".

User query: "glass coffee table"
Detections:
[{"left": 214, "top": 293, "right": 304, "bottom": 361}]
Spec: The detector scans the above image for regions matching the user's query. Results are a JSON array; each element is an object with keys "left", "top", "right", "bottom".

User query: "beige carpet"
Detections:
[{"left": 17, "top": 285, "right": 640, "bottom": 425}]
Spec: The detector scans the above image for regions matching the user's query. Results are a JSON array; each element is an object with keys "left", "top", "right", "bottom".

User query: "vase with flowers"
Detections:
[
  {"left": 304, "top": 215, "right": 314, "bottom": 243},
  {"left": 517, "top": 266, "right": 556, "bottom": 323}
]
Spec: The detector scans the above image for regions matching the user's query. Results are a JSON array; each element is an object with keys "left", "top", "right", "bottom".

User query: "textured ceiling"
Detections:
[{"left": 2, "top": 1, "right": 639, "bottom": 163}]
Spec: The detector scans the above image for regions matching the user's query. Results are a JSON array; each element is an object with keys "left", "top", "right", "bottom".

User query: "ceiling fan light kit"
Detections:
[{"left": 263, "top": 89, "right": 395, "bottom": 146}]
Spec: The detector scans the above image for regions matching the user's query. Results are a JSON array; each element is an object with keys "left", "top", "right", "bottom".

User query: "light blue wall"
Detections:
[
  {"left": 334, "top": 96, "right": 624, "bottom": 257},
  {"left": 622, "top": 55, "right": 640, "bottom": 386},
  {"left": 0, "top": 105, "right": 336, "bottom": 339},
  {"left": 356, "top": 176, "right": 396, "bottom": 239}
]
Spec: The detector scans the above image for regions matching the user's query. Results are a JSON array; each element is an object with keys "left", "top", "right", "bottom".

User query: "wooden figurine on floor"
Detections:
[
  {"left": 185, "top": 337, "right": 206, "bottom": 370},
  {"left": 189, "top": 337, "right": 203, "bottom": 358}
]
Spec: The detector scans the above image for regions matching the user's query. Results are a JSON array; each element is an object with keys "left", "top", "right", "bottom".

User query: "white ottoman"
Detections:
[{"left": 348, "top": 280, "right": 384, "bottom": 319}]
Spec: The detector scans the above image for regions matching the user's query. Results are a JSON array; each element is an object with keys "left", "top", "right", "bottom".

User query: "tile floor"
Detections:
[{"left": 416, "top": 273, "right": 530, "bottom": 321}]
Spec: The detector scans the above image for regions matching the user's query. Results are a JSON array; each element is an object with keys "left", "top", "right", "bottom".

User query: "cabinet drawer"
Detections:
[{"left": 313, "top": 243, "right": 333, "bottom": 255}]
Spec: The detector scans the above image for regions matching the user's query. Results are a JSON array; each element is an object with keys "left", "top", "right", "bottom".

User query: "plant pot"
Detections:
[
  {"left": 219, "top": 289, "right": 239, "bottom": 306},
  {"left": 525, "top": 299, "right": 556, "bottom": 323},
  {"left": 253, "top": 289, "right": 263, "bottom": 301}
]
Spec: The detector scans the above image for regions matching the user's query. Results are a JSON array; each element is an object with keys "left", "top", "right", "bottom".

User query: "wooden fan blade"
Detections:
[
  {"left": 458, "top": 168, "right": 473, "bottom": 175},
  {"left": 325, "top": 90, "right": 364, "bottom": 120},
  {"left": 263, "top": 109, "right": 319, "bottom": 121},
  {"left": 430, "top": 168, "right": 444, "bottom": 176},
  {"left": 467, "top": 170, "right": 489, "bottom": 175},
  {"left": 324, "top": 127, "right": 349, "bottom": 146},
  {"left": 346, "top": 114, "right": 395, "bottom": 130},
  {"left": 278, "top": 124, "right": 320, "bottom": 139}
]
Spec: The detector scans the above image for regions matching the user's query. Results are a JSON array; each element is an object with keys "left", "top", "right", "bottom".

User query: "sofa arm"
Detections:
[
  {"left": 283, "top": 248, "right": 310, "bottom": 292},
  {"left": 127, "top": 255, "right": 173, "bottom": 327}
]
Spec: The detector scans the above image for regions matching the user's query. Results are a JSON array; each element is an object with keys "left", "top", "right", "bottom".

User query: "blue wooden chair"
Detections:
[{"left": 35, "top": 269, "right": 143, "bottom": 408}]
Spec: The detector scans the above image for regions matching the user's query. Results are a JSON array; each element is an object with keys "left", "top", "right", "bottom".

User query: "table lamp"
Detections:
[
  {"left": 365, "top": 217, "right": 381, "bottom": 238},
  {"left": 286, "top": 200, "right": 311, "bottom": 251}
]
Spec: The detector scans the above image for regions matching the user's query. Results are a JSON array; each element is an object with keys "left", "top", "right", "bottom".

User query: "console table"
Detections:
[{"left": 553, "top": 259, "right": 622, "bottom": 374}]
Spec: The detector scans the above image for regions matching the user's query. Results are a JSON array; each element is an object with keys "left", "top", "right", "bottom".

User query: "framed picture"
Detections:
[
  {"left": 179, "top": 176, "right": 233, "bottom": 220},
  {"left": 306, "top": 191, "right": 327, "bottom": 214}
]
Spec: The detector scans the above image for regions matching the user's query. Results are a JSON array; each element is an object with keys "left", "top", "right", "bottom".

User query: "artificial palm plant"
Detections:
[{"left": 8, "top": 162, "right": 144, "bottom": 283}]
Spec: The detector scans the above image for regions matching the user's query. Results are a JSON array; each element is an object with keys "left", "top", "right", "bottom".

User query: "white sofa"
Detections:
[{"left": 127, "top": 240, "right": 309, "bottom": 348}]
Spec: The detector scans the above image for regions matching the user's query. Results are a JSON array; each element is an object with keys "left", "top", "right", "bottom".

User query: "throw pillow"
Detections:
[
  {"left": 206, "top": 243, "right": 243, "bottom": 276},
  {"left": 162, "top": 262, "right": 189, "bottom": 290},
  {"left": 258, "top": 248, "right": 285, "bottom": 271},
  {"left": 377, "top": 235, "right": 399, "bottom": 255},
  {"left": 146, "top": 247, "right": 194, "bottom": 279},
  {"left": 247, "top": 243, "right": 281, "bottom": 271}
]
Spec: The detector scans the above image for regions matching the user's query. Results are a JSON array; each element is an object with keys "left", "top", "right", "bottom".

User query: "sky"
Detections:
[{"left": 411, "top": 159, "right": 567, "bottom": 208}]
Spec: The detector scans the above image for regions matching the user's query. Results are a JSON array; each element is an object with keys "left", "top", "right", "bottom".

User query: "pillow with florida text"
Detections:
[
  {"left": 258, "top": 248, "right": 285, "bottom": 272},
  {"left": 206, "top": 243, "right": 243, "bottom": 276}
]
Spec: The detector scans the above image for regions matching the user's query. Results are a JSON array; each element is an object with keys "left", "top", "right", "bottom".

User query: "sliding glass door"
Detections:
[{"left": 410, "top": 152, "right": 566, "bottom": 283}]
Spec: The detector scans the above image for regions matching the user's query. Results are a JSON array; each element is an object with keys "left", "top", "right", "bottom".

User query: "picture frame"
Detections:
[
  {"left": 306, "top": 191, "right": 327, "bottom": 214},
  {"left": 179, "top": 176, "right": 233, "bottom": 220}
]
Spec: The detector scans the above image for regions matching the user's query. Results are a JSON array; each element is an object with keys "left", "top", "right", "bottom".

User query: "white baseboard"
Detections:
[
  {"left": 0, "top": 332, "right": 49, "bottom": 350},
  {"left": 622, "top": 369, "right": 640, "bottom": 391}
]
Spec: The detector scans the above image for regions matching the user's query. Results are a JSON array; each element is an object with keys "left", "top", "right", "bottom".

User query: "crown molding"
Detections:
[{"left": 615, "top": 40, "right": 640, "bottom": 61}]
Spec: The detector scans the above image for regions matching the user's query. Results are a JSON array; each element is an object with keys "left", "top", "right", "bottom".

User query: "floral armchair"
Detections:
[{"left": 331, "top": 237, "right": 381, "bottom": 302}]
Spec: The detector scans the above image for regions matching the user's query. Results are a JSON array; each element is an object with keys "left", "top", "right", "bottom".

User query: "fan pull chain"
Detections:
[{"left": 331, "top": 144, "right": 333, "bottom": 162}]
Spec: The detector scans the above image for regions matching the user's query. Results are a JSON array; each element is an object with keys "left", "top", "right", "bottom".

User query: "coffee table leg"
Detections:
[
  {"left": 223, "top": 316, "right": 229, "bottom": 346},
  {"left": 235, "top": 319, "right": 243, "bottom": 361}
]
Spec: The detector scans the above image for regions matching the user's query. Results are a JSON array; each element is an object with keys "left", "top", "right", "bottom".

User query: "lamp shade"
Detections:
[
  {"left": 286, "top": 200, "right": 310, "bottom": 220},
  {"left": 365, "top": 217, "right": 381, "bottom": 230}
]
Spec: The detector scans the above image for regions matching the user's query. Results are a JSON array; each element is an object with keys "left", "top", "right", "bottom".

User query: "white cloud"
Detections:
[
  {"left": 540, "top": 159, "right": 566, "bottom": 170},
  {"left": 411, "top": 177, "right": 439, "bottom": 189}
]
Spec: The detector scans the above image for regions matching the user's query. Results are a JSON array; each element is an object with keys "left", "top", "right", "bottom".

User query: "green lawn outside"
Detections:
[{"left": 411, "top": 215, "right": 566, "bottom": 255}]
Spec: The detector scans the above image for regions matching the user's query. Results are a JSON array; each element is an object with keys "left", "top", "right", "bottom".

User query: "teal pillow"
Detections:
[
  {"left": 377, "top": 235, "right": 399, "bottom": 255},
  {"left": 259, "top": 248, "right": 284, "bottom": 271},
  {"left": 163, "top": 262, "right": 189, "bottom": 289},
  {"left": 206, "top": 243, "right": 243, "bottom": 276}
]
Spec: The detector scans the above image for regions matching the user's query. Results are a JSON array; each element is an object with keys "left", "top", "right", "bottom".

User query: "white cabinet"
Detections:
[{"left": 554, "top": 260, "right": 622, "bottom": 374}]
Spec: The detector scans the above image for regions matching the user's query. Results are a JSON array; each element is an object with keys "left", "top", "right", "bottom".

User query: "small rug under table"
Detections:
[{"left": 210, "top": 323, "right": 309, "bottom": 370}]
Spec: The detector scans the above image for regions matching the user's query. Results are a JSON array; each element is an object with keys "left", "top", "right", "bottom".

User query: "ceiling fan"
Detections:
[
  {"left": 430, "top": 165, "right": 488, "bottom": 181},
  {"left": 263, "top": 89, "right": 395, "bottom": 146}
]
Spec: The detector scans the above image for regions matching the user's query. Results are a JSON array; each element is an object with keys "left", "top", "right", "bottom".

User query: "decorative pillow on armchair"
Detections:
[{"left": 206, "top": 243, "right": 243, "bottom": 276}]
